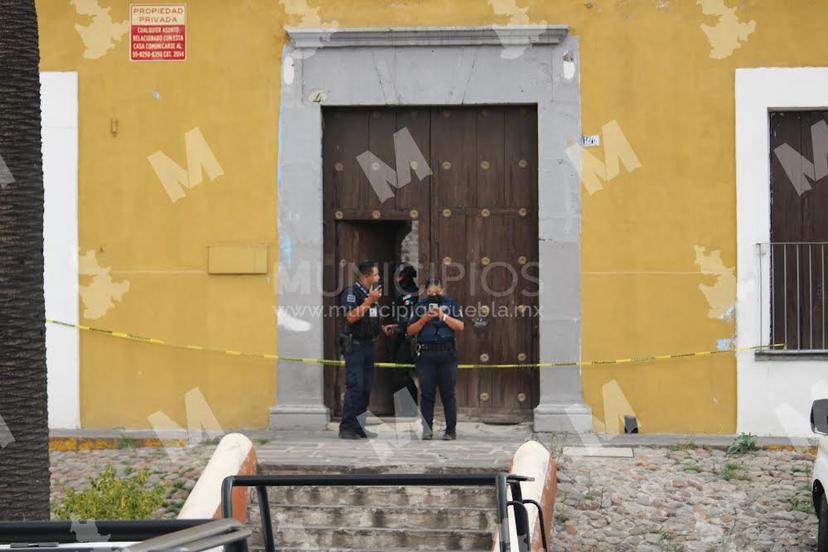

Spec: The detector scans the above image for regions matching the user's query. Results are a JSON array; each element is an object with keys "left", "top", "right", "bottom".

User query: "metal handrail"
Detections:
[
  {"left": 521, "top": 499, "right": 549, "bottom": 551},
  {"left": 0, "top": 520, "right": 213, "bottom": 545},
  {"left": 125, "top": 519, "right": 249, "bottom": 552},
  {"left": 221, "top": 472, "right": 536, "bottom": 552}
]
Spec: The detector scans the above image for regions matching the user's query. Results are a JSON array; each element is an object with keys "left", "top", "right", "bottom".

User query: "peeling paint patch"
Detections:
[
  {"left": 70, "top": 0, "right": 129, "bottom": 60},
  {"left": 489, "top": 0, "right": 530, "bottom": 23},
  {"left": 693, "top": 245, "right": 736, "bottom": 320},
  {"left": 488, "top": 0, "right": 547, "bottom": 59},
  {"left": 79, "top": 250, "right": 130, "bottom": 320},
  {"left": 697, "top": 0, "right": 756, "bottom": 59},
  {"left": 279, "top": 0, "right": 338, "bottom": 27}
]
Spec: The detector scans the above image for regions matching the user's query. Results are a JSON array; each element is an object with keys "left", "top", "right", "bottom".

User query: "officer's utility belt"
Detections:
[
  {"left": 416, "top": 341, "right": 455, "bottom": 353},
  {"left": 338, "top": 333, "right": 374, "bottom": 355}
]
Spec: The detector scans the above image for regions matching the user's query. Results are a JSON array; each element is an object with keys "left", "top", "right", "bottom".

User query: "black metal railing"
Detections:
[
  {"left": 759, "top": 242, "right": 828, "bottom": 351},
  {"left": 0, "top": 519, "right": 234, "bottom": 552},
  {"left": 126, "top": 518, "right": 250, "bottom": 552},
  {"left": 221, "top": 472, "right": 548, "bottom": 552}
]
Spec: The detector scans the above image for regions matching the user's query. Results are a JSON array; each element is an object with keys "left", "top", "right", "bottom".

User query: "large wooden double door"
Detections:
[{"left": 322, "top": 106, "right": 539, "bottom": 422}]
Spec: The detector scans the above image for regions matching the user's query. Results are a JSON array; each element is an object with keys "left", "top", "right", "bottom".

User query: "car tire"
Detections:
[{"left": 820, "top": 494, "right": 828, "bottom": 552}]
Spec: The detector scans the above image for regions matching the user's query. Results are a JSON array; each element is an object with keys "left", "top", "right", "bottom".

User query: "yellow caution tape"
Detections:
[{"left": 46, "top": 319, "right": 783, "bottom": 369}]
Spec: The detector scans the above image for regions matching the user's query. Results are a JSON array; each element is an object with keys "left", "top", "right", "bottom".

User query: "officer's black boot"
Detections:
[
  {"left": 339, "top": 429, "right": 362, "bottom": 440},
  {"left": 422, "top": 426, "right": 433, "bottom": 440},
  {"left": 442, "top": 429, "right": 457, "bottom": 440},
  {"left": 359, "top": 428, "right": 378, "bottom": 439}
]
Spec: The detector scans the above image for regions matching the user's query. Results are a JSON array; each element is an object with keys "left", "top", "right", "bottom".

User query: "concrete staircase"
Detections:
[
  {"left": 246, "top": 423, "right": 534, "bottom": 551},
  {"left": 248, "top": 483, "right": 498, "bottom": 551}
]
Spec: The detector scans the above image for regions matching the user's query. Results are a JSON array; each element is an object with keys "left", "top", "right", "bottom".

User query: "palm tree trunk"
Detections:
[{"left": 0, "top": 0, "right": 50, "bottom": 520}]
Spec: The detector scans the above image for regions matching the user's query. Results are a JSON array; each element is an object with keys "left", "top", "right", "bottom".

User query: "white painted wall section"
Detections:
[
  {"left": 736, "top": 67, "right": 828, "bottom": 438},
  {"left": 41, "top": 72, "right": 80, "bottom": 429}
]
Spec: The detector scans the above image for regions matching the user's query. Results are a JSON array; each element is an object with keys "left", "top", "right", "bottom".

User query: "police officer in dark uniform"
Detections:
[
  {"left": 338, "top": 260, "right": 382, "bottom": 440},
  {"left": 407, "top": 278, "right": 464, "bottom": 440},
  {"left": 381, "top": 264, "right": 420, "bottom": 415}
]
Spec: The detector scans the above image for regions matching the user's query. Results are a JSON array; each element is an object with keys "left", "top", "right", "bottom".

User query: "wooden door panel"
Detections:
[
  {"left": 393, "top": 109, "right": 431, "bottom": 213},
  {"left": 364, "top": 110, "right": 396, "bottom": 211},
  {"left": 323, "top": 106, "right": 539, "bottom": 421},
  {"left": 505, "top": 107, "right": 538, "bottom": 208},
  {"left": 431, "top": 108, "right": 476, "bottom": 209},
  {"left": 329, "top": 110, "right": 371, "bottom": 211},
  {"left": 476, "top": 107, "right": 505, "bottom": 208}
]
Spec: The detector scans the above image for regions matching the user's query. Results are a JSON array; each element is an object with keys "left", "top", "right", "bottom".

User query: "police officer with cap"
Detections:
[
  {"left": 338, "top": 260, "right": 382, "bottom": 439},
  {"left": 406, "top": 277, "right": 464, "bottom": 440},
  {"left": 381, "top": 263, "right": 420, "bottom": 413}
]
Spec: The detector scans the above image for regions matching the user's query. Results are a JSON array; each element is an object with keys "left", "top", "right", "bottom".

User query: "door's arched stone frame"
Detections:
[{"left": 272, "top": 25, "right": 592, "bottom": 432}]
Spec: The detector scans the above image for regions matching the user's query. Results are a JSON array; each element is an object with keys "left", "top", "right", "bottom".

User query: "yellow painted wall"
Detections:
[{"left": 35, "top": 0, "right": 828, "bottom": 432}]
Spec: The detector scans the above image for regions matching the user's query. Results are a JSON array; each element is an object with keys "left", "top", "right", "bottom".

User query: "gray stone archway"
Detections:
[{"left": 271, "top": 25, "right": 592, "bottom": 433}]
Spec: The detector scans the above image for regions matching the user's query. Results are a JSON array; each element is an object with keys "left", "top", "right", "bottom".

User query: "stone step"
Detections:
[
  {"left": 270, "top": 526, "right": 494, "bottom": 551},
  {"left": 252, "top": 547, "right": 493, "bottom": 552},
  {"left": 258, "top": 484, "right": 497, "bottom": 508},
  {"left": 268, "top": 504, "right": 496, "bottom": 531}
]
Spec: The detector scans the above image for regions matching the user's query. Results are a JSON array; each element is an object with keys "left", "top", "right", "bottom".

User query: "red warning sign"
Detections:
[{"left": 130, "top": 4, "right": 186, "bottom": 62}]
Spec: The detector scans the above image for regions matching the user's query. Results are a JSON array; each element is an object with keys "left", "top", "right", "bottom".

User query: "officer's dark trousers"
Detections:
[
  {"left": 339, "top": 341, "right": 375, "bottom": 434},
  {"left": 416, "top": 351, "right": 458, "bottom": 432}
]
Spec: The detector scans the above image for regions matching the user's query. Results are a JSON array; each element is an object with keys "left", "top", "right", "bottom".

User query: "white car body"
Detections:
[{"left": 814, "top": 434, "right": 828, "bottom": 511}]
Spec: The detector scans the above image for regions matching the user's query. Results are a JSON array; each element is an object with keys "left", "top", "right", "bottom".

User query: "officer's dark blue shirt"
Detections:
[
  {"left": 413, "top": 296, "right": 463, "bottom": 344},
  {"left": 341, "top": 281, "right": 381, "bottom": 340}
]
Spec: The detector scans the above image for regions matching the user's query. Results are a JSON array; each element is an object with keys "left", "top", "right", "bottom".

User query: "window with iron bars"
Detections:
[
  {"left": 759, "top": 242, "right": 828, "bottom": 351},
  {"left": 765, "top": 110, "right": 828, "bottom": 351}
]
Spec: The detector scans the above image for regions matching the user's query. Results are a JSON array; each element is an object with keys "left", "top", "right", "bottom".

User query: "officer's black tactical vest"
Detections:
[{"left": 343, "top": 283, "right": 381, "bottom": 340}]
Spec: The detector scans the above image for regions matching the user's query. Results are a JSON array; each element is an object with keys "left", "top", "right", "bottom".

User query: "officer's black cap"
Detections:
[{"left": 397, "top": 263, "right": 417, "bottom": 281}]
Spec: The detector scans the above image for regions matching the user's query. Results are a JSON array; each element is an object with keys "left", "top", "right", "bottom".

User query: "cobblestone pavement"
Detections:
[
  {"left": 48, "top": 432, "right": 822, "bottom": 552},
  {"left": 50, "top": 445, "right": 214, "bottom": 519},
  {"left": 552, "top": 445, "right": 818, "bottom": 552}
]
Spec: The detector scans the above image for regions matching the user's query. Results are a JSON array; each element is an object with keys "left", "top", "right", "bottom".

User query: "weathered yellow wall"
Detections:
[
  {"left": 37, "top": 0, "right": 281, "bottom": 429},
  {"left": 36, "top": 0, "right": 827, "bottom": 432}
]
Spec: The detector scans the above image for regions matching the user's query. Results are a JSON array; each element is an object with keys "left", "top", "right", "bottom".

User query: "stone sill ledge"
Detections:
[
  {"left": 286, "top": 25, "right": 569, "bottom": 49},
  {"left": 755, "top": 349, "right": 828, "bottom": 361}
]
